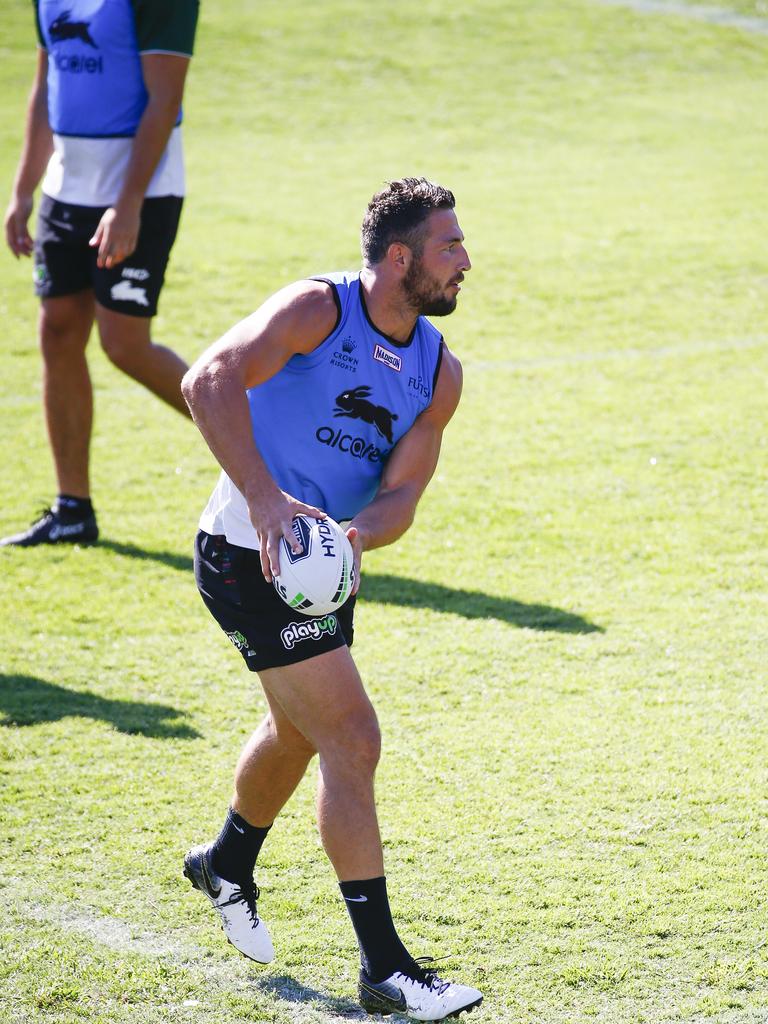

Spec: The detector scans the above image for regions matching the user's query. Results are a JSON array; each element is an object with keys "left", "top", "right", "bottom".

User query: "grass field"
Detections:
[{"left": 1, "top": 1, "right": 768, "bottom": 1022}]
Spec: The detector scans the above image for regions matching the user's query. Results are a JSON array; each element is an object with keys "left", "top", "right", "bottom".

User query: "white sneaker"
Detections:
[
  {"left": 183, "top": 844, "right": 274, "bottom": 963},
  {"left": 358, "top": 958, "right": 483, "bottom": 1021}
]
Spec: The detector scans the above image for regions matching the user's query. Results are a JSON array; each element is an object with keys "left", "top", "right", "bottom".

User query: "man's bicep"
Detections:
[
  {"left": 140, "top": 52, "right": 190, "bottom": 104},
  {"left": 203, "top": 282, "right": 340, "bottom": 390},
  {"left": 378, "top": 416, "right": 443, "bottom": 498}
]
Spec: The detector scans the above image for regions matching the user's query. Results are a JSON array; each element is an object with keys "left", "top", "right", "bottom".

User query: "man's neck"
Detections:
[{"left": 359, "top": 267, "right": 418, "bottom": 344}]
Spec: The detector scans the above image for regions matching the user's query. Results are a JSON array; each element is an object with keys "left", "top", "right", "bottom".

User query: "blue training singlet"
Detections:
[
  {"left": 199, "top": 272, "right": 445, "bottom": 546},
  {"left": 37, "top": 0, "right": 183, "bottom": 138}
]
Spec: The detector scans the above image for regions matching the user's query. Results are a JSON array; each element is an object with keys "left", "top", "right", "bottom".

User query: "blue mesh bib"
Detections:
[{"left": 247, "top": 272, "right": 444, "bottom": 522}]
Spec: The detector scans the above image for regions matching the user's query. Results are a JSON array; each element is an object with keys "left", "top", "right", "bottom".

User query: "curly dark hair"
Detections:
[{"left": 361, "top": 177, "right": 456, "bottom": 266}]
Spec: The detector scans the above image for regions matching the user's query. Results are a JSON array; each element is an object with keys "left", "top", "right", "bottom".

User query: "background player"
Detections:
[{"left": 2, "top": 0, "right": 199, "bottom": 547}]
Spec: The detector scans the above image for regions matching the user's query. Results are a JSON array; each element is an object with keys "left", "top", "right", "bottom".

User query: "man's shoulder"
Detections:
[
  {"left": 434, "top": 344, "right": 463, "bottom": 410},
  {"left": 259, "top": 278, "right": 342, "bottom": 354},
  {"left": 309, "top": 269, "right": 361, "bottom": 292},
  {"left": 279, "top": 276, "right": 343, "bottom": 309}
]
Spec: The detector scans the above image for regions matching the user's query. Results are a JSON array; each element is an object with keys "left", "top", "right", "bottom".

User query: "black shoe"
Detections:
[
  {"left": 359, "top": 957, "right": 483, "bottom": 1020},
  {"left": 0, "top": 506, "right": 99, "bottom": 547}
]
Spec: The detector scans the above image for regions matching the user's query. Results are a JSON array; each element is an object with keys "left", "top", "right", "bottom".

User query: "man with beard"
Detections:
[{"left": 181, "top": 178, "right": 481, "bottom": 1022}]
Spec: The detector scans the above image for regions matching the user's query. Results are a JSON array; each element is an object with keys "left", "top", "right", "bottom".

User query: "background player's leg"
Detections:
[
  {"left": 40, "top": 292, "right": 95, "bottom": 498},
  {"left": 95, "top": 305, "right": 191, "bottom": 417},
  {"left": 260, "top": 646, "right": 384, "bottom": 881}
]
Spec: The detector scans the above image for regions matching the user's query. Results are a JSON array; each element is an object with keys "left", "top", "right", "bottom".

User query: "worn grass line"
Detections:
[
  {"left": 3, "top": 336, "right": 766, "bottom": 407},
  {"left": 8, "top": 892, "right": 367, "bottom": 1023},
  {"left": 465, "top": 335, "right": 768, "bottom": 371},
  {"left": 592, "top": 0, "right": 768, "bottom": 34}
]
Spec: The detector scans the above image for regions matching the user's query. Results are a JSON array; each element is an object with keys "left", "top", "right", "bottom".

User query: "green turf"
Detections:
[{"left": 1, "top": 1, "right": 768, "bottom": 1022}]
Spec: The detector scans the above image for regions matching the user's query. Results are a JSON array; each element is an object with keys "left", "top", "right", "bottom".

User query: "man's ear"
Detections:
[{"left": 387, "top": 241, "right": 412, "bottom": 271}]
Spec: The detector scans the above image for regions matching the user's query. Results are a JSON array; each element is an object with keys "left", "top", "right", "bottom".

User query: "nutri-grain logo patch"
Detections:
[{"left": 373, "top": 343, "right": 402, "bottom": 372}]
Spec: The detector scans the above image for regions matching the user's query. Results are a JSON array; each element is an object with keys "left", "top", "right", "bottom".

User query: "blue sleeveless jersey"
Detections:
[
  {"left": 247, "top": 272, "right": 445, "bottom": 523},
  {"left": 37, "top": 0, "right": 183, "bottom": 138}
]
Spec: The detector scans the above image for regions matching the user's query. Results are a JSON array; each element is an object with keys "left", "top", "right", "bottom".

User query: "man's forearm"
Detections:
[
  {"left": 181, "top": 363, "right": 281, "bottom": 507},
  {"left": 114, "top": 96, "right": 181, "bottom": 212},
  {"left": 350, "top": 486, "right": 420, "bottom": 553},
  {"left": 12, "top": 77, "right": 52, "bottom": 199}
]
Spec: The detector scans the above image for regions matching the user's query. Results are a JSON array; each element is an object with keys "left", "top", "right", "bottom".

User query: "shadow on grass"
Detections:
[
  {"left": 0, "top": 674, "right": 200, "bottom": 738},
  {"left": 253, "top": 974, "right": 366, "bottom": 1019},
  {"left": 359, "top": 573, "right": 603, "bottom": 634},
  {"left": 98, "top": 540, "right": 602, "bottom": 633},
  {"left": 99, "top": 538, "right": 193, "bottom": 573}
]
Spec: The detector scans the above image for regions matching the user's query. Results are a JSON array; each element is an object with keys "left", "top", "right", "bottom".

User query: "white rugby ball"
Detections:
[{"left": 273, "top": 514, "right": 355, "bottom": 617}]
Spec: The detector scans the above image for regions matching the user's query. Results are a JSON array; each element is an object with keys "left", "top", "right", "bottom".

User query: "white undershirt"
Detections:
[
  {"left": 41, "top": 125, "right": 185, "bottom": 206},
  {"left": 199, "top": 472, "right": 262, "bottom": 550}
]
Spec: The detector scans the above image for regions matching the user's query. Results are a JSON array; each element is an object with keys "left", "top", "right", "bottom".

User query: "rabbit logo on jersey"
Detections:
[
  {"left": 49, "top": 11, "right": 98, "bottom": 48},
  {"left": 314, "top": 386, "right": 397, "bottom": 462},
  {"left": 281, "top": 614, "right": 338, "bottom": 650}
]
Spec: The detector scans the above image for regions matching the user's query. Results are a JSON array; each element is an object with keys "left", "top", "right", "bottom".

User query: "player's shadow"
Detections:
[
  {"left": 0, "top": 674, "right": 200, "bottom": 738},
  {"left": 252, "top": 974, "right": 366, "bottom": 1019},
  {"left": 98, "top": 538, "right": 193, "bottom": 573},
  {"left": 95, "top": 540, "right": 602, "bottom": 633},
  {"left": 359, "top": 573, "right": 603, "bottom": 633}
]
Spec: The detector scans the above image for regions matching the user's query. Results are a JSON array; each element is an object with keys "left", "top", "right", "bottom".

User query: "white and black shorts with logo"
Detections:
[
  {"left": 194, "top": 531, "right": 356, "bottom": 673},
  {"left": 33, "top": 193, "right": 183, "bottom": 318}
]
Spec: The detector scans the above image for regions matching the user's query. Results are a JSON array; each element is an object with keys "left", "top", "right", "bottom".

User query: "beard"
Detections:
[{"left": 402, "top": 258, "right": 459, "bottom": 317}]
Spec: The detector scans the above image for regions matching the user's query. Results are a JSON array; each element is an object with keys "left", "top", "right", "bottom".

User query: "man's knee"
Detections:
[
  {"left": 39, "top": 301, "right": 92, "bottom": 359},
  {"left": 266, "top": 712, "right": 317, "bottom": 759},
  {"left": 99, "top": 324, "right": 147, "bottom": 371},
  {"left": 322, "top": 710, "right": 381, "bottom": 776}
]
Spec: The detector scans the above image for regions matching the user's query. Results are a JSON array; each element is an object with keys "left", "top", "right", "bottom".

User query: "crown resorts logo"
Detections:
[{"left": 332, "top": 336, "right": 359, "bottom": 373}]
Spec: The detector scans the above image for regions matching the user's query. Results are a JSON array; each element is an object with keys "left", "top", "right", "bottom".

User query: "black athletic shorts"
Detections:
[
  {"left": 33, "top": 193, "right": 183, "bottom": 317},
  {"left": 194, "top": 530, "right": 356, "bottom": 672}
]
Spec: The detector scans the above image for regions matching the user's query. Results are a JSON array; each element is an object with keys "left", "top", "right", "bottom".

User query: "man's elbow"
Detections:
[{"left": 181, "top": 361, "right": 213, "bottom": 414}]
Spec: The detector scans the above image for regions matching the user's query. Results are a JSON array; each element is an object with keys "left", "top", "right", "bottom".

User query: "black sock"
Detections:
[
  {"left": 55, "top": 494, "right": 94, "bottom": 523},
  {"left": 209, "top": 807, "right": 271, "bottom": 884},
  {"left": 340, "top": 876, "right": 413, "bottom": 982}
]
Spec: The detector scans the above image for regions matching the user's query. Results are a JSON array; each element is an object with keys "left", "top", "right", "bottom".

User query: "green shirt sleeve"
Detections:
[
  {"left": 132, "top": 0, "right": 200, "bottom": 56},
  {"left": 33, "top": 0, "right": 45, "bottom": 48}
]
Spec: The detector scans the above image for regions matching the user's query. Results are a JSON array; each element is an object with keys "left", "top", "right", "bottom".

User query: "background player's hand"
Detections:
[
  {"left": 345, "top": 525, "right": 364, "bottom": 596},
  {"left": 5, "top": 193, "right": 34, "bottom": 257},
  {"left": 89, "top": 201, "right": 141, "bottom": 269},
  {"left": 247, "top": 489, "right": 326, "bottom": 583}
]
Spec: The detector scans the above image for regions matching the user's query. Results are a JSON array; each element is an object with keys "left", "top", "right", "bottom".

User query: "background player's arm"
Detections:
[
  {"left": 347, "top": 347, "right": 463, "bottom": 581},
  {"left": 182, "top": 280, "right": 338, "bottom": 580},
  {"left": 89, "top": 53, "right": 191, "bottom": 269},
  {"left": 4, "top": 48, "right": 52, "bottom": 258}
]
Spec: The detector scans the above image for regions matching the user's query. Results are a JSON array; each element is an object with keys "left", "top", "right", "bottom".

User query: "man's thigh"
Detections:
[{"left": 259, "top": 647, "right": 377, "bottom": 752}]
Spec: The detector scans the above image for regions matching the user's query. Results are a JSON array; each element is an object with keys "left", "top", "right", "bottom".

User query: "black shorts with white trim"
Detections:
[
  {"left": 33, "top": 193, "right": 182, "bottom": 318},
  {"left": 193, "top": 530, "right": 356, "bottom": 673}
]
